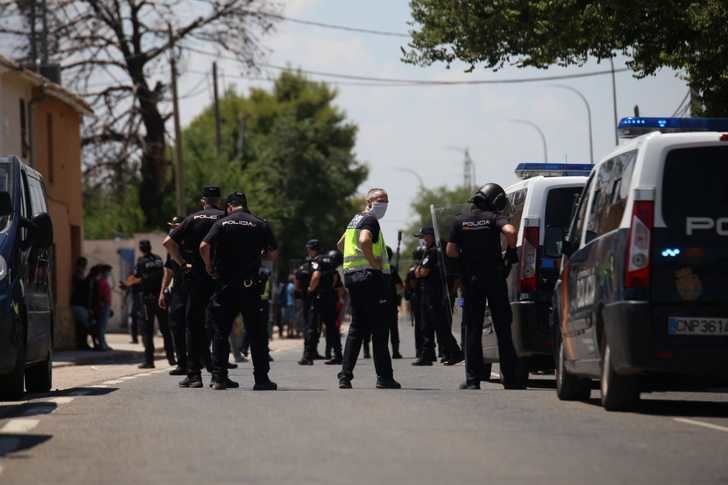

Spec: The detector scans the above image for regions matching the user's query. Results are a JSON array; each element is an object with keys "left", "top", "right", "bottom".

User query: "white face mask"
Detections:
[{"left": 369, "top": 201, "right": 388, "bottom": 219}]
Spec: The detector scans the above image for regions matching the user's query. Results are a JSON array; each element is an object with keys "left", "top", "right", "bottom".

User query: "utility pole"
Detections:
[
  {"left": 463, "top": 148, "right": 473, "bottom": 190},
  {"left": 40, "top": 0, "right": 48, "bottom": 65},
  {"left": 168, "top": 23, "right": 184, "bottom": 217},
  {"left": 609, "top": 57, "right": 619, "bottom": 146},
  {"left": 29, "top": 0, "right": 37, "bottom": 67},
  {"left": 212, "top": 62, "right": 222, "bottom": 154}
]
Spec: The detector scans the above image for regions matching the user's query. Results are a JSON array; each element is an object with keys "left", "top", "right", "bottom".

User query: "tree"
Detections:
[
  {"left": 181, "top": 71, "right": 368, "bottom": 271},
  {"left": 401, "top": 185, "right": 473, "bottom": 263},
  {"left": 0, "top": 0, "right": 279, "bottom": 226},
  {"left": 404, "top": 1, "right": 728, "bottom": 115}
]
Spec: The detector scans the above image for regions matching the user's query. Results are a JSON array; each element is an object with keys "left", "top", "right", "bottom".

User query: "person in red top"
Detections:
[{"left": 94, "top": 264, "right": 113, "bottom": 351}]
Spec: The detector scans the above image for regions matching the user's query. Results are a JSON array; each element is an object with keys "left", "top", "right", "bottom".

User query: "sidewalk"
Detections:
[{"left": 54, "top": 332, "right": 304, "bottom": 369}]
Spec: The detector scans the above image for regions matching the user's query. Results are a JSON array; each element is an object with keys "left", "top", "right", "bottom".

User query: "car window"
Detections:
[
  {"left": 544, "top": 186, "right": 583, "bottom": 257},
  {"left": 27, "top": 176, "right": 47, "bottom": 217},
  {"left": 569, "top": 175, "right": 594, "bottom": 248},
  {"left": 586, "top": 150, "right": 637, "bottom": 242},
  {"left": 507, "top": 188, "right": 527, "bottom": 235}
]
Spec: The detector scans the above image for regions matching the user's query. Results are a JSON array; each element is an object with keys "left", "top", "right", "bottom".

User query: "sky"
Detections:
[{"left": 177, "top": 0, "right": 689, "bottom": 248}]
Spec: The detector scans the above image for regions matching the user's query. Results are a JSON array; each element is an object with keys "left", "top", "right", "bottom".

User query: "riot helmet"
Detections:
[
  {"left": 327, "top": 249, "right": 343, "bottom": 267},
  {"left": 470, "top": 183, "right": 507, "bottom": 212}
]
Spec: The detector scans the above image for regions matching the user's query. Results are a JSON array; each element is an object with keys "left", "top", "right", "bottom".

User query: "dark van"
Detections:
[
  {"left": 553, "top": 118, "right": 728, "bottom": 410},
  {"left": 0, "top": 156, "right": 55, "bottom": 400}
]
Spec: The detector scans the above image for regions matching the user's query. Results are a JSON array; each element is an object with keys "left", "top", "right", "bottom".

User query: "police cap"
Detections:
[
  {"left": 202, "top": 186, "right": 221, "bottom": 199},
  {"left": 305, "top": 239, "right": 320, "bottom": 251},
  {"left": 414, "top": 226, "right": 434, "bottom": 238},
  {"left": 470, "top": 183, "right": 507, "bottom": 212},
  {"left": 226, "top": 191, "right": 247, "bottom": 207}
]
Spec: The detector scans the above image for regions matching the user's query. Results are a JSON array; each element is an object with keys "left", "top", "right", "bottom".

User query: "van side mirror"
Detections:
[
  {"left": 30, "top": 213, "right": 53, "bottom": 248},
  {"left": 0, "top": 192, "right": 11, "bottom": 217}
]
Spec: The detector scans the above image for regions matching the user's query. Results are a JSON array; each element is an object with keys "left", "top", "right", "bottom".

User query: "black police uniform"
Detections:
[
  {"left": 134, "top": 252, "right": 174, "bottom": 366},
  {"left": 165, "top": 255, "right": 188, "bottom": 371},
  {"left": 418, "top": 246, "right": 461, "bottom": 363},
  {"left": 404, "top": 263, "right": 423, "bottom": 358},
  {"left": 338, "top": 212, "right": 396, "bottom": 387},
  {"left": 308, "top": 253, "right": 340, "bottom": 362},
  {"left": 387, "top": 270, "right": 403, "bottom": 357},
  {"left": 170, "top": 206, "right": 225, "bottom": 379},
  {"left": 295, "top": 259, "right": 312, "bottom": 338},
  {"left": 203, "top": 209, "right": 278, "bottom": 386},
  {"left": 449, "top": 208, "right": 520, "bottom": 387}
]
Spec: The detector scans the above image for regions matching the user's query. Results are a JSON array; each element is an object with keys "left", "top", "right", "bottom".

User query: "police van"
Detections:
[
  {"left": 553, "top": 117, "right": 728, "bottom": 411},
  {"left": 482, "top": 164, "right": 590, "bottom": 377},
  {"left": 0, "top": 156, "right": 54, "bottom": 400}
]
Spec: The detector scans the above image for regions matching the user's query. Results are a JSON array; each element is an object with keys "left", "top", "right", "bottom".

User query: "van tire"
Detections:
[
  {"left": 600, "top": 343, "right": 640, "bottom": 411},
  {"left": 0, "top": 336, "right": 25, "bottom": 401},
  {"left": 556, "top": 341, "right": 591, "bottom": 401},
  {"left": 26, "top": 349, "right": 52, "bottom": 394}
]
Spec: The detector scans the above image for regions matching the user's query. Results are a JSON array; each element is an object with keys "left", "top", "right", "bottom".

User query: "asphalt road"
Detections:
[{"left": 1, "top": 325, "right": 727, "bottom": 485}]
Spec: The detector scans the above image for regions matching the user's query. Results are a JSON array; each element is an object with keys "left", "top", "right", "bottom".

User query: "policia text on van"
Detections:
[{"left": 0, "top": 156, "right": 55, "bottom": 400}]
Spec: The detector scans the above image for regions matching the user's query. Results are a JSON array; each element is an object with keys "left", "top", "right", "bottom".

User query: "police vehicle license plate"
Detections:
[{"left": 668, "top": 317, "right": 728, "bottom": 336}]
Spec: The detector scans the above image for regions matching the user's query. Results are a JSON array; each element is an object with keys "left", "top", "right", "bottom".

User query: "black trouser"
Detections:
[
  {"left": 410, "top": 296, "right": 423, "bottom": 358},
  {"left": 387, "top": 302, "right": 400, "bottom": 351},
  {"left": 186, "top": 273, "right": 215, "bottom": 376},
  {"left": 168, "top": 284, "right": 188, "bottom": 370},
  {"left": 420, "top": 292, "right": 460, "bottom": 361},
  {"left": 462, "top": 271, "right": 519, "bottom": 385},
  {"left": 142, "top": 293, "right": 174, "bottom": 365},
  {"left": 315, "top": 291, "right": 341, "bottom": 359},
  {"left": 208, "top": 279, "right": 270, "bottom": 383},
  {"left": 301, "top": 294, "right": 321, "bottom": 357},
  {"left": 130, "top": 291, "right": 144, "bottom": 341},
  {"left": 338, "top": 270, "right": 393, "bottom": 381}
]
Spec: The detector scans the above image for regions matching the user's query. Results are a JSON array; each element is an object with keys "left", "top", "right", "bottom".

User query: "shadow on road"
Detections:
[
  {"left": 584, "top": 398, "right": 728, "bottom": 418},
  {"left": 0, "top": 387, "right": 118, "bottom": 420},
  {"left": 0, "top": 402, "right": 57, "bottom": 420},
  {"left": 0, "top": 434, "right": 52, "bottom": 458}
]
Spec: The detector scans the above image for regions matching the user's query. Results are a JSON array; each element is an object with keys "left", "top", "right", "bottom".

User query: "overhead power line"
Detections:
[
  {"left": 259, "top": 11, "right": 409, "bottom": 38},
  {"left": 181, "top": 45, "right": 631, "bottom": 86}
]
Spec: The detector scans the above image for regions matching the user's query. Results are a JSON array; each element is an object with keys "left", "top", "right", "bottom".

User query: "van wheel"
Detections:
[
  {"left": 480, "top": 363, "right": 493, "bottom": 382},
  {"left": 0, "top": 337, "right": 25, "bottom": 401},
  {"left": 556, "top": 341, "right": 591, "bottom": 401},
  {"left": 26, "top": 349, "right": 52, "bottom": 394},
  {"left": 600, "top": 343, "right": 639, "bottom": 411}
]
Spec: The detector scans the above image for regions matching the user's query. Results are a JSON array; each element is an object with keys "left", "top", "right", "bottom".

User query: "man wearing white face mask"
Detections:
[{"left": 336, "top": 188, "right": 401, "bottom": 389}]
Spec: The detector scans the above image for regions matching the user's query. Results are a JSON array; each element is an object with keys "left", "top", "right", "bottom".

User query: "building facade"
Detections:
[{"left": 0, "top": 54, "right": 92, "bottom": 349}]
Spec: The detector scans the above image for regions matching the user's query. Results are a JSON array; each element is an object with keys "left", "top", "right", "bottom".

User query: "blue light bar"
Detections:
[
  {"left": 515, "top": 162, "right": 593, "bottom": 179},
  {"left": 618, "top": 117, "right": 728, "bottom": 138}
]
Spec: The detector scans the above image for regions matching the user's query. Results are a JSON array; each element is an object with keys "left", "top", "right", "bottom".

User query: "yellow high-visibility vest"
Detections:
[{"left": 342, "top": 213, "right": 390, "bottom": 274}]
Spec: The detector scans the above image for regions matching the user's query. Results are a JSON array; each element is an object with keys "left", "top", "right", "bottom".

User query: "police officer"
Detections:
[
  {"left": 163, "top": 186, "right": 225, "bottom": 388},
  {"left": 446, "top": 183, "right": 523, "bottom": 390},
  {"left": 305, "top": 249, "right": 342, "bottom": 365},
  {"left": 385, "top": 246, "right": 404, "bottom": 359},
  {"left": 337, "top": 188, "right": 400, "bottom": 389},
  {"left": 134, "top": 240, "right": 175, "bottom": 369},
  {"left": 160, "top": 216, "right": 188, "bottom": 376},
  {"left": 297, "top": 240, "right": 324, "bottom": 365},
  {"left": 200, "top": 191, "right": 278, "bottom": 391},
  {"left": 412, "top": 227, "right": 464, "bottom": 366},
  {"left": 404, "top": 248, "right": 425, "bottom": 359}
]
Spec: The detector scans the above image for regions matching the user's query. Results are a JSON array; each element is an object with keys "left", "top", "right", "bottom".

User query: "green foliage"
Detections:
[
  {"left": 181, "top": 71, "right": 368, "bottom": 273},
  {"left": 84, "top": 184, "right": 147, "bottom": 240},
  {"left": 405, "top": 0, "right": 728, "bottom": 115},
  {"left": 401, "top": 185, "right": 473, "bottom": 262}
]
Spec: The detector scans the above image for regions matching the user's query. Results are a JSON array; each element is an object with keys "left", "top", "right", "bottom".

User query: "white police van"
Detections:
[
  {"left": 553, "top": 117, "right": 728, "bottom": 411},
  {"left": 483, "top": 164, "right": 589, "bottom": 378}
]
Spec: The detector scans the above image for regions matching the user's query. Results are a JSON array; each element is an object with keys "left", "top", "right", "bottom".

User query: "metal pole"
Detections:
[
  {"left": 212, "top": 62, "right": 222, "bottom": 154},
  {"left": 508, "top": 119, "right": 548, "bottom": 162},
  {"left": 548, "top": 84, "right": 593, "bottom": 164},
  {"left": 609, "top": 57, "right": 619, "bottom": 146},
  {"left": 396, "top": 167, "right": 425, "bottom": 190},
  {"left": 30, "top": 0, "right": 37, "bottom": 67},
  {"left": 40, "top": 0, "right": 48, "bottom": 65},
  {"left": 168, "top": 24, "right": 184, "bottom": 216}
]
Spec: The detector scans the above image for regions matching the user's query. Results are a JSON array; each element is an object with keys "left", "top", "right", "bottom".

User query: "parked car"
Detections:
[
  {"left": 0, "top": 156, "right": 54, "bottom": 400},
  {"left": 553, "top": 117, "right": 728, "bottom": 411},
  {"left": 483, "top": 168, "right": 588, "bottom": 378}
]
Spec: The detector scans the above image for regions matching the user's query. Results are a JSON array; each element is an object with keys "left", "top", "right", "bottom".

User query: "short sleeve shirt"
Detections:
[
  {"left": 352, "top": 212, "right": 380, "bottom": 243},
  {"left": 203, "top": 210, "right": 277, "bottom": 282},
  {"left": 419, "top": 246, "right": 442, "bottom": 296},
  {"left": 170, "top": 208, "right": 225, "bottom": 274},
  {"left": 449, "top": 208, "right": 508, "bottom": 276},
  {"left": 311, "top": 254, "right": 336, "bottom": 292}
]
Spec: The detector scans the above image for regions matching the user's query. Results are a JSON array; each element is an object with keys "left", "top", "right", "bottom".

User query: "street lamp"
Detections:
[
  {"left": 548, "top": 84, "right": 594, "bottom": 164},
  {"left": 508, "top": 119, "right": 548, "bottom": 162},
  {"left": 396, "top": 167, "right": 425, "bottom": 190}
]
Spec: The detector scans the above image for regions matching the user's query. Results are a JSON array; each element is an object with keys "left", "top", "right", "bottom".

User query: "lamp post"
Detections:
[
  {"left": 396, "top": 167, "right": 425, "bottom": 190},
  {"left": 548, "top": 84, "right": 594, "bottom": 164},
  {"left": 508, "top": 119, "right": 548, "bottom": 163},
  {"left": 445, "top": 146, "right": 476, "bottom": 190}
]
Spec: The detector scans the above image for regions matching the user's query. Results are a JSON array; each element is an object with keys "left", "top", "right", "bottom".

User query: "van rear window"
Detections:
[
  {"left": 663, "top": 146, "right": 728, "bottom": 237},
  {"left": 544, "top": 187, "right": 582, "bottom": 256}
]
